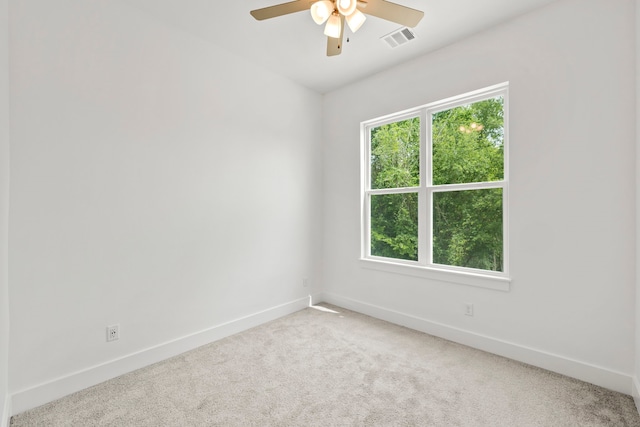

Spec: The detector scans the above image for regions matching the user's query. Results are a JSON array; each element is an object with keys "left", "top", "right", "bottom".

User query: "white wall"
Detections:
[
  {"left": 8, "top": 0, "right": 322, "bottom": 411},
  {"left": 635, "top": 0, "right": 640, "bottom": 408},
  {"left": 322, "top": 0, "right": 636, "bottom": 393},
  {"left": 4, "top": 0, "right": 638, "bottom": 417},
  {"left": 0, "top": 0, "right": 10, "bottom": 423}
]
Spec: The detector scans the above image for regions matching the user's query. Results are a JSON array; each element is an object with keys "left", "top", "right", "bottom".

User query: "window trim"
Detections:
[{"left": 360, "top": 83, "right": 510, "bottom": 291}]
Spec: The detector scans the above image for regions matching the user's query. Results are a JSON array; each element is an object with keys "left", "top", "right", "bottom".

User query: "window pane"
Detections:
[
  {"left": 370, "top": 117, "right": 420, "bottom": 189},
  {"left": 433, "top": 188, "right": 503, "bottom": 271},
  {"left": 432, "top": 97, "right": 504, "bottom": 185},
  {"left": 370, "top": 192, "right": 418, "bottom": 261}
]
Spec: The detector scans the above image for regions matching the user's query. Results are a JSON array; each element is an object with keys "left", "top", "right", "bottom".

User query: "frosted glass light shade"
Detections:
[
  {"left": 310, "top": 1, "right": 334, "bottom": 25},
  {"left": 324, "top": 13, "right": 342, "bottom": 38},
  {"left": 346, "top": 9, "right": 366, "bottom": 32},
  {"left": 337, "top": 0, "right": 357, "bottom": 16}
]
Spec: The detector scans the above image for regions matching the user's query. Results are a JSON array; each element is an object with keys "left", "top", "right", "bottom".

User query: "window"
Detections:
[{"left": 362, "top": 83, "right": 509, "bottom": 288}]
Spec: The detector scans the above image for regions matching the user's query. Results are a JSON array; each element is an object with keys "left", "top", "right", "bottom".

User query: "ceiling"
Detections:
[{"left": 124, "top": 0, "right": 559, "bottom": 94}]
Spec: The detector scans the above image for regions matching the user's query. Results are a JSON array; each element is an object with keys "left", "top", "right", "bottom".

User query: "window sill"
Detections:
[{"left": 359, "top": 258, "right": 511, "bottom": 292}]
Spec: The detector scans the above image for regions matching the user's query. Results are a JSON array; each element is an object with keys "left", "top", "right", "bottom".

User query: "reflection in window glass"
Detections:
[{"left": 432, "top": 97, "right": 504, "bottom": 186}]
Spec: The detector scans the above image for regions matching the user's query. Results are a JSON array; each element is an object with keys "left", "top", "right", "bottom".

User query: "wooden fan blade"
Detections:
[
  {"left": 250, "top": 0, "right": 314, "bottom": 20},
  {"left": 359, "top": 0, "right": 424, "bottom": 27},
  {"left": 327, "top": 15, "right": 345, "bottom": 56}
]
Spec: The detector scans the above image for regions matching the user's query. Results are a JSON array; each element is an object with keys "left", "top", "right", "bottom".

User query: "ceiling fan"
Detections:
[{"left": 250, "top": 0, "right": 424, "bottom": 56}]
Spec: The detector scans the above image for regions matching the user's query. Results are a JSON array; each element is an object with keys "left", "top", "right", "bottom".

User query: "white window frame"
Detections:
[{"left": 360, "top": 83, "right": 511, "bottom": 292}]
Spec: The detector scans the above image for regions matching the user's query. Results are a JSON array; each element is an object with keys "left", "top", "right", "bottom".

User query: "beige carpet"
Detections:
[{"left": 10, "top": 304, "right": 640, "bottom": 426}]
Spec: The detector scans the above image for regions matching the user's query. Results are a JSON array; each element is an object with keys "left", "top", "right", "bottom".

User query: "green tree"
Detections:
[
  {"left": 370, "top": 118, "right": 419, "bottom": 260},
  {"left": 432, "top": 98, "right": 504, "bottom": 185},
  {"left": 371, "top": 118, "right": 420, "bottom": 189},
  {"left": 432, "top": 97, "right": 504, "bottom": 271},
  {"left": 368, "top": 97, "right": 504, "bottom": 271}
]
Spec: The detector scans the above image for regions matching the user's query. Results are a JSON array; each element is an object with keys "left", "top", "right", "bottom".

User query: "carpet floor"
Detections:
[{"left": 10, "top": 304, "right": 640, "bottom": 426}]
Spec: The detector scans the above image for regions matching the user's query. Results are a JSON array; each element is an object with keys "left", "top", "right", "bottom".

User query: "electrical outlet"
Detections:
[
  {"left": 106, "top": 324, "right": 119, "bottom": 342},
  {"left": 303, "top": 278, "right": 309, "bottom": 288},
  {"left": 464, "top": 303, "right": 474, "bottom": 317}
]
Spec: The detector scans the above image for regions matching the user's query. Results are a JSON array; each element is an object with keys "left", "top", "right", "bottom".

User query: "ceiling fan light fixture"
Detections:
[
  {"left": 346, "top": 9, "right": 366, "bottom": 33},
  {"left": 324, "top": 13, "right": 342, "bottom": 39},
  {"left": 250, "top": 0, "right": 425, "bottom": 57},
  {"left": 336, "top": 0, "right": 357, "bottom": 17},
  {"left": 310, "top": 0, "right": 334, "bottom": 25}
]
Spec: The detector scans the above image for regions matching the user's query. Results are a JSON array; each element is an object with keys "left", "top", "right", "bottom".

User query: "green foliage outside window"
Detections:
[
  {"left": 369, "top": 97, "right": 505, "bottom": 271},
  {"left": 370, "top": 192, "right": 419, "bottom": 261},
  {"left": 370, "top": 118, "right": 420, "bottom": 260},
  {"left": 371, "top": 118, "right": 420, "bottom": 189},
  {"left": 433, "top": 188, "right": 503, "bottom": 271},
  {"left": 432, "top": 97, "right": 504, "bottom": 185}
]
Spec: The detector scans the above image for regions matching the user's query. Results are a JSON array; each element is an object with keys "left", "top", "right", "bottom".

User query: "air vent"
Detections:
[{"left": 381, "top": 27, "right": 416, "bottom": 48}]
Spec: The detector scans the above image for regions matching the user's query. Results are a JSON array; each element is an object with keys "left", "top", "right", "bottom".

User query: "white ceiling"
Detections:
[{"left": 124, "top": 0, "right": 559, "bottom": 94}]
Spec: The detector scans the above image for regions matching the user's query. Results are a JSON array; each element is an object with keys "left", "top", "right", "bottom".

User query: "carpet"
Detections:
[{"left": 10, "top": 304, "right": 640, "bottom": 426}]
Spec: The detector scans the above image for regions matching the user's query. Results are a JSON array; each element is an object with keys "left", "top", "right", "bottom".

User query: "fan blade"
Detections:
[
  {"left": 327, "top": 15, "right": 345, "bottom": 56},
  {"left": 250, "top": 1, "right": 314, "bottom": 20},
  {"left": 359, "top": 0, "right": 424, "bottom": 27}
]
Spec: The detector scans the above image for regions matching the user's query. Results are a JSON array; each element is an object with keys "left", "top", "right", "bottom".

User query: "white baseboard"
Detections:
[
  {"left": 11, "top": 296, "right": 310, "bottom": 415},
  {"left": 309, "top": 292, "right": 325, "bottom": 306},
  {"left": 632, "top": 375, "right": 640, "bottom": 415},
  {"left": 318, "top": 292, "right": 632, "bottom": 395}
]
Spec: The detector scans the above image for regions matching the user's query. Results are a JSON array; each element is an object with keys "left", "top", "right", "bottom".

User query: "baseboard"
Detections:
[
  {"left": 633, "top": 375, "right": 640, "bottom": 415},
  {"left": 318, "top": 292, "right": 632, "bottom": 395},
  {"left": 11, "top": 296, "right": 310, "bottom": 415},
  {"left": 1, "top": 394, "right": 10, "bottom": 427},
  {"left": 309, "top": 292, "right": 325, "bottom": 306}
]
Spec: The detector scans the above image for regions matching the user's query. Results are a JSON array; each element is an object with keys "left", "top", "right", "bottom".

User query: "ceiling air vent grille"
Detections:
[{"left": 381, "top": 27, "right": 416, "bottom": 48}]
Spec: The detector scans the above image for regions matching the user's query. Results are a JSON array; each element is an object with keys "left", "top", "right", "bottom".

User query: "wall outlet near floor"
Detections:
[
  {"left": 464, "top": 303, "right": 474, "bottom": 317},
  {"left": 302, "top": 278, "right": 309, "bottom": 288},
  {"left": 106, "top": 324, "right": 120, "bottom": 342}
]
